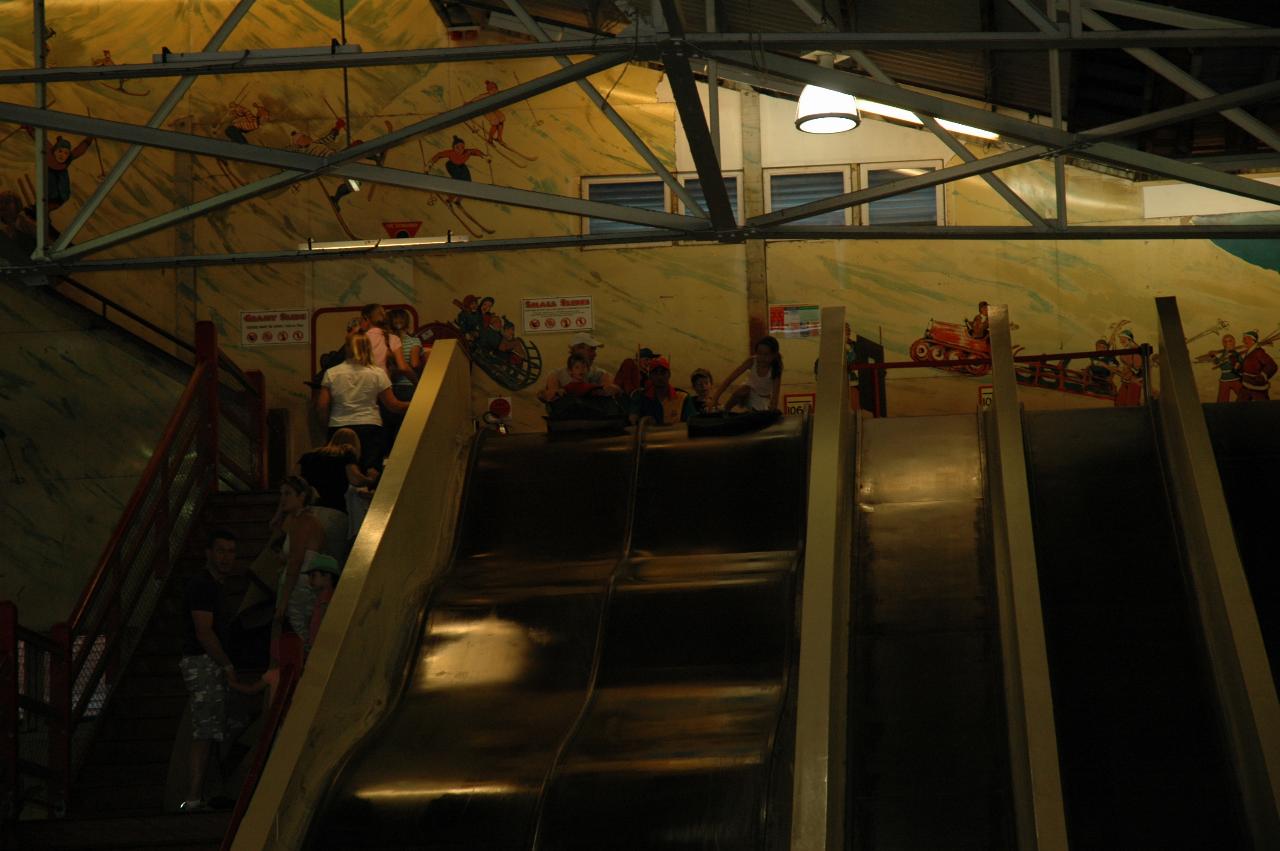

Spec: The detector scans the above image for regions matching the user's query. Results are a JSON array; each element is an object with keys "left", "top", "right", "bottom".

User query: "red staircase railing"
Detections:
[{"left": 0, "top": 320, "right": 267, "bottom": 819}]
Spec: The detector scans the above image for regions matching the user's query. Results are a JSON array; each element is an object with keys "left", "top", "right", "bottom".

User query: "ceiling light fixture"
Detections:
[
  {"left": 795, "top": 53, "right": 860, "bottom": 134},
  {"left": 298, "top": 234, "right": 467, "bottom": 253}
]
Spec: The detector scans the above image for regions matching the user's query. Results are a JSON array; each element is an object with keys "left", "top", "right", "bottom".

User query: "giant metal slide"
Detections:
[{"left": 308, "top": 417, "right": 809, "bottom": 850}]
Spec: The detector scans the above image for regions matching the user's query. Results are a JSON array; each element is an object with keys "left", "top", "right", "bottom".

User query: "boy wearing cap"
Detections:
[
  {"left": 1239, "top": 330, "right": 1277, "bottom": 401},
  {"left": 301, "top": 554, "right": 342, "bottom": 654},
  {"left": 630, "top": 357, "right": 693, "bottom": 425},
  {"left": 538, "top": 332, "right": 620, "bottom": 401}
]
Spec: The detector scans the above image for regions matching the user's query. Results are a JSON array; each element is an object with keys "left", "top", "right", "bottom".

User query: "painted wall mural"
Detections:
[{"left": 0, "top": 3, "right": 1275, "bottom": 500}]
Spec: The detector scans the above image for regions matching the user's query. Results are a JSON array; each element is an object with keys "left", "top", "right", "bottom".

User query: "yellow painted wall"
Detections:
[{"left": 1, "top": 1, "right": 1277, "bottom": 454}]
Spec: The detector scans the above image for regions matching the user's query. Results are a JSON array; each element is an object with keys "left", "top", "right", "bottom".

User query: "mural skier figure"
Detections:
[
  {"left": 465, "top": 80, "right": 537, "bottom": 164},
  {"left": 224, "top": 101, "right": 270, "bottom": 144},
  {"left": 427, "top": 136, "right": 492, "bottom": 237},
  {"left": 22, "top": 126, "right": 93, "bottom": 211},
  {"left": 1238, "top": 330, "right": 1277, "bottom": 401},
  {"left": 291, "top": 119, "right": 345, "bottom": 157},
  {"left": 1200, "top": 334, "right": 1244, "bottom": 402}
]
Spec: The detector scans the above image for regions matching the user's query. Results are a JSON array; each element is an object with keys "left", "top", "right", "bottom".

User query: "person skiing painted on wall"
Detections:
[
  {"left": 22, "top": 127, "right": 93, "bottom": 210},
  {"left": 1205, "top": 334, "right": 1244, "bottom": 402},
  {"left": 429, "top": 136, "right": 488, "bottom": 198}
]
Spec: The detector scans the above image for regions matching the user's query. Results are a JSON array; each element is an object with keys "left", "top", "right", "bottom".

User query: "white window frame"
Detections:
[
  {"left": 676, "top": 170, "right": 745, "bottom": 225},
  {"left": 762, "top": 165, "right": 855, "bottom": 230},
  {"left": 579, "top": 174, "right": 673, "bottom": 247},
  {"left": 860, "top": 159, "right": 945, "bottom": 226}
]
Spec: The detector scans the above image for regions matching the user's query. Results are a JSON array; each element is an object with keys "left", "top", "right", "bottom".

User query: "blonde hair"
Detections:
[
  {"left": 344, "top": 331, "right": 373, "bottom": 366},
  {"left": 319, "top": 427, "right": 362, "bottom": 459}
]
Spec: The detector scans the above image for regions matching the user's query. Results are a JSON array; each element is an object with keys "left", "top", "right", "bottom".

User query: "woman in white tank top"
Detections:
[{"left": 711, "top": 336, "right": 783, "bottom": 412}]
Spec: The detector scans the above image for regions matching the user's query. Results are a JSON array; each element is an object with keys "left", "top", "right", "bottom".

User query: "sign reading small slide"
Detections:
[
  {"left": 521, "top": 296, "right": 594, "bottom": 334},
  {"left": 241, "top": 309, "right": 309, "bottom": 346}
]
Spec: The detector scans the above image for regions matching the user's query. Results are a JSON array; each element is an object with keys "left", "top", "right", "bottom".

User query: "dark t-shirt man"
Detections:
[{"left": 183, "top": 570, "right": 226, "bottom": 657}]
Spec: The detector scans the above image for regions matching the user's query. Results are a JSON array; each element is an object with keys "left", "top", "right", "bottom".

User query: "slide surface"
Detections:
[
  {"left": 309, "top": 417, "right": 809, "bottom": 850},
  {"left": 848, "top": 414, "right": 1014, "bottom": 850},
  {"left": 1023, "top": 407, "right": 1247, "bottom": 850}
]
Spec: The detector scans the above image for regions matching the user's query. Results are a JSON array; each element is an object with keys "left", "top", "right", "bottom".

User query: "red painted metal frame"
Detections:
[
  {"left": 309, "top": 304, "right": 420, "bottom": 377},
  {"left": 847, "top": 346, "right": 1150, "bottom": 418},
  {"left": 1, "top": 319, "right": 270, "bottom": 819}
]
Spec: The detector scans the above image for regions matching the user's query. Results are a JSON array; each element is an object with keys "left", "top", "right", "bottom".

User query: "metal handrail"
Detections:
[
  {"left": 50, "top": 275, "right": 257, "bottom": 395},
  {"left": 67, "top": 362, "right": 210, "bottom": 631},
  {"left": 2, "top": 319, "right": 268, "bottom": 818}
]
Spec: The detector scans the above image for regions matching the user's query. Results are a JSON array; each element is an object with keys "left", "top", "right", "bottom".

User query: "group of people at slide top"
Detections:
[{"left": 539, "top": 332, "right": 784, "bottom": 426}]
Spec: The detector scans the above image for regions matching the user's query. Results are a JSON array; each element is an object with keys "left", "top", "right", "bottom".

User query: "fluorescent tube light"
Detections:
[
  {"left": 347, "top": 179, "right": 361, "bottom": 192},
  {"left": 298, "top": 235, "right": 468, "bottom": 252},
  {"left": 858, "top": 100, "right": 1000, "bottom": 140}
]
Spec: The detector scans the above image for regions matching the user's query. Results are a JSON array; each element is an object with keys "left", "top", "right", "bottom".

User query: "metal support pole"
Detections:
[
  {"left": 52, "top": 0, "right": 258, "bottom": 252},
  {"left": 706, "top": 0, "right": 719, "bottom": 160},
  {"left": 503, "top": 0, "right": 706, "bottom": 217},
  {"left": 657, "top": 0, "right": 734, "bottom": 229},
  {"left": 33, "top": 0, "right": 46, "bottom": 262},
  {"left": 851, "top": 51, "right": 1050, "bottom": 231},
  {"left": 1046, "top": 0, "right": 1069, "bottom": 230}
]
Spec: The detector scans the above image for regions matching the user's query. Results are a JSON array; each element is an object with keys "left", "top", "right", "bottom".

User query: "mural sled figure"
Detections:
[
  {"left": 415, "top": 295, "right": 542, "bottom": 391},
  {"left": 909, "top": 303, "right": 997, "bottom": 376}
]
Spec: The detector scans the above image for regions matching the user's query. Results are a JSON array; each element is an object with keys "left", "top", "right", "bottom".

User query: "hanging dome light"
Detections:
[{"left": 795, "top": 54, "right": 859, "bottom": 134}]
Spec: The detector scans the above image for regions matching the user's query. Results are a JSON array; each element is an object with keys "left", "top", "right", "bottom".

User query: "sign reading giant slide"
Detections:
[
  {"left": 241, "top": 309, "right": 310, "bottom": 346},
  {"left": 520, "top": 296, "right": 593, "bottom": 334}
]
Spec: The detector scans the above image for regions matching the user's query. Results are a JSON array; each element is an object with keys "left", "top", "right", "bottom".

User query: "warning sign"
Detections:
[
  {"left": 521, "top": 296, "right": 593, "bottom": 334},
  {"left": 241, "top": 309, "right": 309, "bottom": 347},
  {"left": 769, "top": 303, "right": 821, "bottom": 338}
]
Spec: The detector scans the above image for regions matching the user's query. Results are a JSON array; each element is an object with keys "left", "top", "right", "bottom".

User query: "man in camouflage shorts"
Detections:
[{"left": 178, "top": 529, "right": 240, "bottom": 811}]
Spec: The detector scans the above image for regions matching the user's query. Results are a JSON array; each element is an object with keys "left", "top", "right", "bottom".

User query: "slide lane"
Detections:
[
  {"left": 1023, "top": 406, "right": 1247, "bottom": 850},
  {"left": 309, "top": 417, "right": 808, "bottom": 850}
]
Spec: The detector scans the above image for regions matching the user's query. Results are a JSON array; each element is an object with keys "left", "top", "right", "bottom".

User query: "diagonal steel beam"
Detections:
[
  {"left": 790, "top": 0, "right": 827, "bottom": 25},
  {"left": 0, "top": 39, "right": 652, "bottom": 86},
  {"left": 708, "top": 50, "right": 1280, "bottom": 207},
  {"left": 750, "top": 145, "right": 1055, "bottom": 227},
  {"left": 1080, "top": 8, "right": 1280, "bottom": 153},
  {"left": 53, "top": 0, "right": 258, "bottom": 252},
  {"left": 851, "top": 50, "right": 1051, "bottom": 231},
  {"left": 1078, "top": 0, "right": 1257, "bottom": 29},
  {"left": 1, "top": 230, "right": 705, "bottom": 274},
  {"left": 657, "top": 0, "right": 735, "bottom": 229},
  {"left": 503, "top": 0, "right": 706, "bottom": 217},
  {"left": 0, "top": 58, "right": 710, "bottom": 260}
]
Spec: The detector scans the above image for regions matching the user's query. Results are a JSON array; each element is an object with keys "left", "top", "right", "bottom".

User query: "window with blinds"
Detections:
[
  {"left": 683, "top": 175, "right": 740, "bottom": 223},
  {"left": 866, "top": 167, "right": 940, "bottom": 225},
  {"left": 768, "top": 171, "right": 847, "bottom": 226},
  {"left": 585, "top": 179, "right": 666, "bottom": 235}
]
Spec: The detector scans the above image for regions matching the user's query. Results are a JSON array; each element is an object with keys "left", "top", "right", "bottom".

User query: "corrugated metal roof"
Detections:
[{"left": 441, "top": 0, "right": 1280, "bottom": 159}]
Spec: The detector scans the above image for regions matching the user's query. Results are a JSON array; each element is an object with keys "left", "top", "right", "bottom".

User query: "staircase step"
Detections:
[
  {"left": 115, "top": 674, "right": 186, "bottom": 699},
  {"left": 78, "top": 761, "right": 170, "bottom": 789},
  {"left": 88, "top": 737, "right": 175, "bottom": 765},
  {"left": 98, "top": 713, "right": 182, "bottom": 743},
  {"left": 70, "top": 782, "right": 168, "bottom": 816},
  {"left": 112, "top": 694, "right": 187, "bottom": 719},
  {"left": 16, "top": 811, "right": 229, "bottom": 851}
]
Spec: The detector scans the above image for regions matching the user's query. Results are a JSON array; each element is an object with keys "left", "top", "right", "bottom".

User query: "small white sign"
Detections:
[
  {"left": 241, "top": 309, "right": 309, "bottom": 347},
  {"left": 521, "top": 296, "right": 593, "bottom": 334}
]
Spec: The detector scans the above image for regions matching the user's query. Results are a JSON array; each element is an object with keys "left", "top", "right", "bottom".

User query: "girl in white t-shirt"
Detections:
[
  {"left": 712, "top": 336, "right": 783, "bottom": 413},
  {"left": 317, "top": 332, "right": 409, "bottom": 469}
]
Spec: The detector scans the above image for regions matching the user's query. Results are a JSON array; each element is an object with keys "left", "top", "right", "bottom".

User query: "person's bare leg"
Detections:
[{"left": 187, "top": 738, "right": 211, "bottom": 804}]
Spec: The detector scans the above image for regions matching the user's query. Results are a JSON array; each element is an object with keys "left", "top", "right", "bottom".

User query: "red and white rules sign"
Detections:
[
  {"left": 520, "top": 296, "right": 593, "bottom": 334},
  {"left": 240, "top": 309, "right": 309, "bottom": 346}
]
